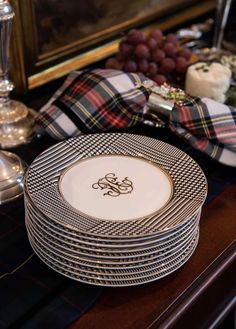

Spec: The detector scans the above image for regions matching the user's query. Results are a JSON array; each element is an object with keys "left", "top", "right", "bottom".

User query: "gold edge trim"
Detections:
[
  {"left": 28, "top": 42, "right": 118, "bottom": 89},
  {"left": 58, "top": 154, "right": 174, "bottom": 223}
]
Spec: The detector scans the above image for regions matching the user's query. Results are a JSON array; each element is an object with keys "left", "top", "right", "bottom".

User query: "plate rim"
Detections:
[
  {"left": 25, "top": 133, "right": 208, "bottom": 238},
  {"left": 25, "top": 191, "right": 201, "bottom": 243},
  {"left": 28, "top": 231, "right": 199, "bottom": 287},
  {"left": 25, "top": 198, "right": 200, "bottom": 249}
]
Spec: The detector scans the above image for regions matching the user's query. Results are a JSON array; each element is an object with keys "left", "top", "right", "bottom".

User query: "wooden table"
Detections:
[{"left": 69, "top": 183, "right": 236, "bottom": 329}]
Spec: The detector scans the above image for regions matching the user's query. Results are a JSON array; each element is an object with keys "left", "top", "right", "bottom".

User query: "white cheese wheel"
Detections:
[{"left": 185, "top": 62, "right": 231, "bottom": 103}]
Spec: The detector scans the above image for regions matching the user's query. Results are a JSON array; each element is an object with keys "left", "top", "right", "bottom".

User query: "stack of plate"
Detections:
[{"left": 24, "top": 133, "right": 207, "bottom": 287}]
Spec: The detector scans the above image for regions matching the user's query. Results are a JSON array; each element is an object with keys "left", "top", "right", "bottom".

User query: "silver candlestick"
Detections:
[
  {"left": 0, "top": 0, "right": 35, "bottom": 148},
  {"left": 0, "top": 150, "right": 26, "bottom": 204},
  {"left": 195, "top": 0, "right": 233, "bottom": 61},
  {"left": 0, "top": 0, "right": 31, "bottom": 203},
  {"left": 212, "top": 0, "right": 232, "bottom": 50}
]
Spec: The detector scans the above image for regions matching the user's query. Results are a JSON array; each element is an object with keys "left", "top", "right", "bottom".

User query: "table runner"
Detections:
[{"left": 0, "top": 127, "right": 235, "bottom": 329}]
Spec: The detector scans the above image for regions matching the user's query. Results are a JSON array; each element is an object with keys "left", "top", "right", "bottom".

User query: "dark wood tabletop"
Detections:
[{"left": 69, "top": 183, "right": 236, "bottom": 329}]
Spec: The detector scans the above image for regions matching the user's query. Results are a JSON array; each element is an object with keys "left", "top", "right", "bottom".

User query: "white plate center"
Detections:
[{"left": 60, "top": 155, "right": 173, "bottom": 221}]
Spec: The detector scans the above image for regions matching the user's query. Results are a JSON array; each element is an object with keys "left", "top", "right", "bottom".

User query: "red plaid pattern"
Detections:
[
  {"left": 170, "top": 97, "right": 236, "bottom": 166},
  {"left": 35, "top": 69, "right": 236, "bottom": 166},
  {"left": 36, "top": 69, "right": 155, "bottom": 138}
]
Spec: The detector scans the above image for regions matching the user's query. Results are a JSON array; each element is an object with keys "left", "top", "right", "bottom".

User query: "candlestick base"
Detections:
[
  {"left": 0, "top": 100, "right": 36, "bottom": 148},
  {"left": 0, "top": 150, "right": 27, "bottom": 204}
]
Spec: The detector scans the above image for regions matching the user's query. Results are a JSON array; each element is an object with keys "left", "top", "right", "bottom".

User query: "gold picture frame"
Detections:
[{"left": 10, "top": 0, "right": 215, "bottom": 94}]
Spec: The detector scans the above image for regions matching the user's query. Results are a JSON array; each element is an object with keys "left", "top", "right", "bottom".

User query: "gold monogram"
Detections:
[{"left": 92, "top": 173, "right": 133, "bottom": 197}]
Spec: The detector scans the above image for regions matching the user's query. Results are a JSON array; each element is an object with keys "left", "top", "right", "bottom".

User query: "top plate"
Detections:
[
  {"left": 25, "top": 133, "right": 207, "bottom": 237},
  {"left": 59, "top": 154, "right": 173, "bottom": 221}
]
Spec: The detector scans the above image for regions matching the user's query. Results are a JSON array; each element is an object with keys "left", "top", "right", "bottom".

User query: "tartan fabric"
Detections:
[
  {"left": 170, "top": 97, "right": 236, "bottom": 167},
  {"left": 35, "top": 69, "right": 236, "bottom": 166},
  {"left": 36, "top": 69, "right": 153, "bottom": 140},
  {"left": 36, "top": 71, "right": 82, "bottom": 140}
]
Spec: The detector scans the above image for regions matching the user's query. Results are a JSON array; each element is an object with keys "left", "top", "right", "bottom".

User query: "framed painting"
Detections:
[{"left": 10, "top": 0, "right": 215, "bottom": 93}]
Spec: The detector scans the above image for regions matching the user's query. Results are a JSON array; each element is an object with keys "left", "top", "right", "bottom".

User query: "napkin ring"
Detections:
[{"left": 137, "top": 81, "right": 187, "bottom": 125}]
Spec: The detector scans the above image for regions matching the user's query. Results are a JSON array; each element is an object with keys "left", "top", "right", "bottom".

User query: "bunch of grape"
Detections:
[{"left": 105, "top": 28, "right": 192, "bottom": 85}]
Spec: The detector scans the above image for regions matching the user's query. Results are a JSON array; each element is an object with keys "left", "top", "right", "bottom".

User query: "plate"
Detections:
[
  {"left": 26, "top": 218, "right": 198, "bottom": 264},
  {"left": 27, "top": 231, "right": 199, "bottom": 287},
  {"left": 29, "top": 231, "right": 198, "bottom": 276},
  {"left": 27, "top": 229, "right": 196, "bottom": 270},
  {"left": 25, "top": 133, "right": 207, "bottom": 238},
  {"left": 26, "top": 214, "right": 198, "bottom": 260},
  {"left": 25, "top": 193, "right": 200, "bottom": 244},
  {"left": 25, "top": 197, "right": 200, "bottom": 251}
]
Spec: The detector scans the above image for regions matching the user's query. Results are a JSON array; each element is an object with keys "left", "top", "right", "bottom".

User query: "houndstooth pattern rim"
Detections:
[{"left": 25, "top": 133, "right": 207, "bottom": 237}]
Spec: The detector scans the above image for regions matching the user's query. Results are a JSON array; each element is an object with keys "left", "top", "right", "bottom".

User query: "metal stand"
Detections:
[
  {"left": 195, "top": 0, "right": 233, "bottom": 61},
  {"left": 0, "top": 150, "right": 26, "bottom": 204},
  {"left": 0, "top": 1, "right": 31, "bottom": 203},
  {"left": 0, "top": 0, "right": 35, "bottom": 148}
]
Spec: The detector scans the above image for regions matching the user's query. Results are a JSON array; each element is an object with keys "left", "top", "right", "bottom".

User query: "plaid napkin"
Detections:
[
  {"left": 170, "top": 97, "right": 236, "bottom": 167},
  {"left": 36, "top": 69, "right": 155, "bottom": 140},
  {"left": 36, "top": 69, "right": 236, "bottom": 166}
]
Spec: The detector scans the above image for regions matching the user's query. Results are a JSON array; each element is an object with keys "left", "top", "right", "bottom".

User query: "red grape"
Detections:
[
  {"left": 175, "top": 56, "right": 188, "bottom": 73},
  {"left": 116, "top": 53, "right": 125, "bottom": 61},
  {"left": 135, "top": 44, "right": 150, "bottom": 59},
  {"left": 149, "top": 29, "right": 163, "bottom": 44},
  {"left": 146, "top": 37, "right": 158, "bottom": 50},
  {"left": 126, "top": 29, "right": 146, "bottom": 45},
  {"left": 123, "top": 60, "right": 137, "bottom": 72},
  {"left": 105, "top": 27, "right": 191, "bottom": 85},
  {"left": 166, "top": 33, "right": 178, "bottom": 45},
  {"left": 147, "top": 62, "right": 158, "bottom": 77},
  {"left": 160, "top": 58, "right": 175, "bottom": 73},
  {"left": 119, "top": 41, "right": 134, "bottom": 58},
  {"left": 105, "top": 58, "right": 123, "bottom": 70},
  {"left": 151, "top": 49, "right": 165, "bottom": 62},
  {"left": 163, "top": 42, "right": 177, "bottom": 57},
  {"left": 137, "top": 59, "right": 149, "bottom": 73},
  {"left": 177, "top": 48, "right": 192, "bottom": 60},
  {"left": 152, "top": 74, "right": 167, "bottom": 85}
]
